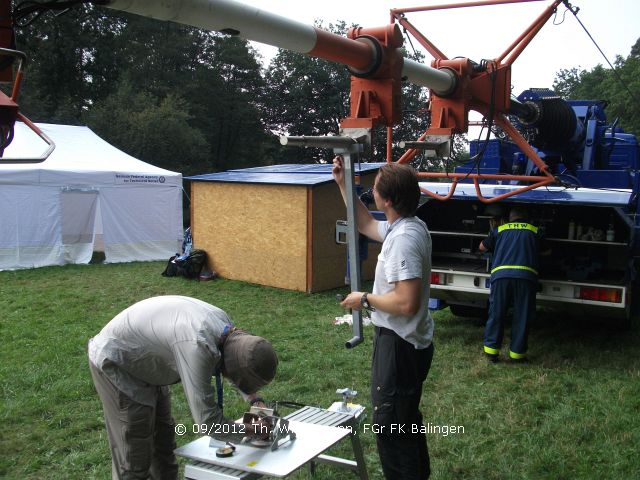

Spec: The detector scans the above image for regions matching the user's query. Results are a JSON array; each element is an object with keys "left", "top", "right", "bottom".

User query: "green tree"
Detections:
[
  {"left": 261, "top": 21, "right": 352, "bottom": 163},
  {"left": 183, "top": 35, "right": 275, "bottom": 172},
  {"left": 552, "top": 38, "right": 640, "bottom": 136},
  {"left": 85, "top": 80, "right": 208, "bottom": 175},
  {"left": 107, "top": 15, "right": 217, "bottom": 98},
  {"left": 13, "top": 3, "right": 121, "bottom": 123},
  {"left": 86, "top": 15, "right": 271, "bottom": 172}
]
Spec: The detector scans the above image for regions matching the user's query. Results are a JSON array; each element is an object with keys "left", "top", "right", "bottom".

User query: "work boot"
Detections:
[
  {"left": 484, "top": 353, "right": 499, "bottom": 363},
  {"left": 507, "top": 352, "right": 528, "bottom": 364},
  {"left": 483, "top": 346, "right": 500, "bottom": 363}
]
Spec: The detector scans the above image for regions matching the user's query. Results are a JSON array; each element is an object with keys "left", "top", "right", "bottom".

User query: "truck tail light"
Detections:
[
  {"left": 431, "top": 272, "right": 445, "bottom": 285},
  {"left": 577, "top": 287, "right": 622, "bottom": 303}
]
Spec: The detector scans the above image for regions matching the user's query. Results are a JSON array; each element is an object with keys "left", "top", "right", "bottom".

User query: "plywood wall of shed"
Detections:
[
  {"left": 191, "top": 182, "right": 308, "bottom": 291},
  {"left": 308, "top": 172, "right": 380, "bottom": 292}
]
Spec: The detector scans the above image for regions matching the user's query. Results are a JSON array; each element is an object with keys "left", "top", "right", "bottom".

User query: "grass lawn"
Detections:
[{"left": 1, "top": 261, "right": 639, "bottom": 479}]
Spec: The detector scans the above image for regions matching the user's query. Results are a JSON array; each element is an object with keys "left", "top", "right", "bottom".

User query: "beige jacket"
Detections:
[{"left": 88, "top": 295, "right": 231, "bottom": 427}]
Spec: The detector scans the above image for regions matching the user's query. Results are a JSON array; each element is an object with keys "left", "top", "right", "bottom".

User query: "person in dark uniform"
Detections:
[{"left": 479, "top": 206, "right": 540, "bottom": 362}]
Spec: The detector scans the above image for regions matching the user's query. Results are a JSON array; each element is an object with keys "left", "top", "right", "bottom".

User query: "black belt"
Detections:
[{"left": 376, "top": 326, "right": 398, "bottom": 337}]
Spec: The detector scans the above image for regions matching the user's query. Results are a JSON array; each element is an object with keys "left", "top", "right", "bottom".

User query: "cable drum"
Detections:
[{"left": 531, "top": 97, "right": 578, "bottom": 150}]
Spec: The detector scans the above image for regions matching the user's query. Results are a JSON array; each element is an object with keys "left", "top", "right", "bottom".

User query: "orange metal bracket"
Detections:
[
  {"left": 0, "top": 48, "right": 25, "bottom": 154},
  {"left": 340, "top": 24, "right": 404, "bottom": 129},
  {"left": 0, "top": 48, "right": 55, "bottom": 162},
  {"left": 1, "top": 113, "right": 56, "bottom": 163},
  {"left": 417, "top": 173, "right": 555, "bottom": 203},
  {"left": 386, "top": 0, "right": 565, "bottom": 201}
]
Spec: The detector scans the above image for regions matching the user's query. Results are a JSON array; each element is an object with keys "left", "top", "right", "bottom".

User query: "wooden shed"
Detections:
[{"left": 188, "top": 163, "right": 383, "bottom": 292}]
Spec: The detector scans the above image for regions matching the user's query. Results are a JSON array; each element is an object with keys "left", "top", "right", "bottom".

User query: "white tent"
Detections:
[{"left": 0, "top": 123, "right": 183, "bottom": 270}]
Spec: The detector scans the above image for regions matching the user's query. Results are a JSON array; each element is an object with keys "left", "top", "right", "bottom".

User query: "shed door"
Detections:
[{"left": 60, "top": 189, "right": 98, "bottom": 264}]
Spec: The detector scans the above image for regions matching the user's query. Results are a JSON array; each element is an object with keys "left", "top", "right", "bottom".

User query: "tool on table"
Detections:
[
  {"left": 242, "top": 409, "right": 297, "bottom": 451},
  {"left": 214, "top": 442, "right": 236, "bottom": 458},
  {"left": 328, "top": 387, "right": 365, "bottom": 418}
]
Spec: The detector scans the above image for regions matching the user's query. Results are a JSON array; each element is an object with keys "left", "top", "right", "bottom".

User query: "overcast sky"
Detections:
[{"left": 245, "top": 0, "right": 639, "bottom": 96}]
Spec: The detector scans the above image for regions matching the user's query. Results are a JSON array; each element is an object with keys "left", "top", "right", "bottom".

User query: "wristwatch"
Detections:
[{"left": 360, "top": 292, "right": 376, "bottom": 311}]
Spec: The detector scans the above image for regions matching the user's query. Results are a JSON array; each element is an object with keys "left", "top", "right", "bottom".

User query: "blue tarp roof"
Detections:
[
  {"left": 187, "top": 165, "right": 631, "bottom": 205},
  {"left": 186, "top": 163, "right": 385, "bottom": 186}
]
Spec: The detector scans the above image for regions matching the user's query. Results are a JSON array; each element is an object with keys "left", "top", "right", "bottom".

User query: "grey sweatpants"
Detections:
[{"left": 89, "top": 360, "right": 179, "bottom": 480}]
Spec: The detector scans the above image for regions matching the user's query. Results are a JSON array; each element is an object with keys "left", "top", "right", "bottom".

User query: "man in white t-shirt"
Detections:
[{"left": 333, "top": 157, "right": 434, "bottom": 479}]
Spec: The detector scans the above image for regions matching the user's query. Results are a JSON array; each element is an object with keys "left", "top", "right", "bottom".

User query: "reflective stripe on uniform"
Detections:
[
  {"left": 497, "top": 222, "right": 538, "bottom": 234},
  {"left": 491, "top": 265, "right": 538, "bottom": 275},
  {"left": 484, "top": 345, "right": 499, "bottom": 355},
  {"left": 509, "top": 350, "right": 527, "bottom": 359}
]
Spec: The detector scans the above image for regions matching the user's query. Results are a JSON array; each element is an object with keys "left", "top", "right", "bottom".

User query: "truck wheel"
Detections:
[{"left": 449, "top": 304, "right": 488, "bottom": 318}]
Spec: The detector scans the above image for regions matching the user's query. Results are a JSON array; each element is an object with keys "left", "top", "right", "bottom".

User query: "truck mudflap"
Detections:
[{"left": 431, "top": 269, "right": 630, "bottom": 319}]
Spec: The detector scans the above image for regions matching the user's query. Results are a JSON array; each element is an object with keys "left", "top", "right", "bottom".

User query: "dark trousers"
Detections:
[
  {"left": 484, "top": 277, "right": 536, "bottom": 356},
  {"left": 89, "top": 360, "right": 178, "bottom": 480},
  {"left": 371, "top": 327, "right": 434, "bottom": 479}
]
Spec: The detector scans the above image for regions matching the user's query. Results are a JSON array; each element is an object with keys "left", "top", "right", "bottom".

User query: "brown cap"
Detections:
[{"left": 222, "top": 331, "right": 278, "bottom": 394}]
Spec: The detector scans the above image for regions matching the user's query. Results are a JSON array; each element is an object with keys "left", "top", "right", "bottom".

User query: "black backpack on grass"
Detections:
[{"left": 162, "top": 249, "right": 207, "bottom": 279}]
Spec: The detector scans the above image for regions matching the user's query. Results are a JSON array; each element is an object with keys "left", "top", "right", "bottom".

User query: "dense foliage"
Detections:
[
  {"left": 14, "top": 6, "right": 273, "bottom": 175},
  {"left": 553, "top": 38, "right": 640, "bottom": 136}
]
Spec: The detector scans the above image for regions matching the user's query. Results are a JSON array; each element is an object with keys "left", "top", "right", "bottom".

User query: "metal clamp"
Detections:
[
  {"left": 242, "top": 412, "right": 297, "bottom": 451},
  {"left": 336, "top": 387, "right": 357, "bottom": 411}
]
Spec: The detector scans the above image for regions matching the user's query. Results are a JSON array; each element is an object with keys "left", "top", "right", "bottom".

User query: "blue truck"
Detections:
[{"left": 415, "top": 88, "right": 640, "bottom": 322}]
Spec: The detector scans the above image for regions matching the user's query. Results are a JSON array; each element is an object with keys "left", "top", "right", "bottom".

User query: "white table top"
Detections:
[{"left": 175, "top": 420, "right": 350, "bottom": 477}]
